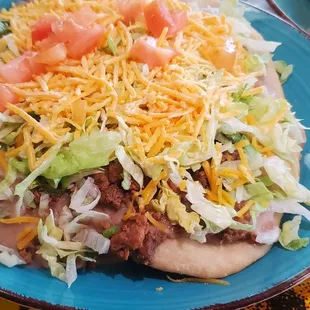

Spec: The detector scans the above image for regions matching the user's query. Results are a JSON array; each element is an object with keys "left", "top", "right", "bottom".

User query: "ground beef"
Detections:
[
  {"left": 134, "top": 225, "right": 167, "bottom": 265},
  {"left": 221, "top": 150, "right": 240, "bottom": 163},
  {"left": 94, "top": 173, "right": 127, "bottom": 209},
  {"left": 110, "top": 213, "right": 170, "bottom": 264},
  {"left": 108, "top": 161, "right": 123, "bottom": 184},
  {"left": 110, "top": 214, "right": 148, "bottom": 260},
  {"left": 49, "top": 194, "right": 70, "bottom": 224},
  {"left": 93, "top": 173, "right": 110, "bottom": 191},
  {"left": 130, "top": 179, "right": 140, "bottom": 191},
  {"left": 167, "top": 179, "right": 191, "bottom": 208},
  {"left": 221, "top": 228, "right": 257, "bottom": 244},
  {"left": 101, "top": 184, "right": 127, "bottom": 209},
  {"left": 192, "top": 168, "right": 209, "bottom": 189},
  {"left": 234, "top": 201, "right": 251, "bottom": 224},
  {"left": 18, "top": 243, "right": 37, "bottom": 264}
]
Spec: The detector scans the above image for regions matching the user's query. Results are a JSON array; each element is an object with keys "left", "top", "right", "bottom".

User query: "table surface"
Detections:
[{"left": 0, "top": 0, "right": 309, "bottom": 309}]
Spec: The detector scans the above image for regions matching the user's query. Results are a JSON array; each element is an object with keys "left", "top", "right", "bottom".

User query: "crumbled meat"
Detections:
[
  {"left": 100, "top": 184, "right": 126, "bottom": 209},
  {"left": 167, "top": 179, "right": 180, "bottom": 193},
  {"left": 18, "top": 243, "right": 37, "bottom": 264},
  {"left": 108, "top": 161, "right": 123, "bottom": 184},
  {"left": 221, "top": 228, "right": 257, "bottom": 244},
  {"left": 110, "top": 212, "right": 170, "bottom": 263},
  {"left": 94, "top": 173, "right": 127, "bottom": 209},
  {"left": 192, "top": 168, "right": 209, "bottom": 189},
  {"left": 110, "top": 214, "right": 148, "bottom": 260},
  {"left": 234, "top": 201, "right": 251, "bottom": 224},
  {"left": 167, "top": 179, "right": 191, "bottom": 208},
  {"left": 33, "top": 191, "right": 41, "bottom": 205},
  {"left": 133, "top": 212, "right": 169, "bottom": 264},
  {"left": 134, "top": 225, "right": 167, "bottom": 265},
  {"left": 49, "top": 194, "right": 70, "bottom": 225},
  {"left": 93, "top": 173, "right": 110, "bottom": 191},
  {"left": 221, "top": 150, "right": 240, "bottom": 163},
  {"left": 130, "top": 179, "right": 140, "bottom": 191}
]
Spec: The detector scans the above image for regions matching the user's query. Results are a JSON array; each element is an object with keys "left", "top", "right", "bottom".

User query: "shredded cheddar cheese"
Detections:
[
  {"left": 237, "top": 200, "right": 255, "bottom": 217},
  {"left": 145, "top": 211, "right": 168, "bottom": 233},
  {"left": 17, "top": 228, "right": 38, "bottom": 250}
]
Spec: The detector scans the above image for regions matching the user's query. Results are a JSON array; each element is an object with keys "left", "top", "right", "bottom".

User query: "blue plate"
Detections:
[
  {"left": 268, "top": 0, "right": 310, "bottom": 36},
  {"left": 0, "top": 2, "right": 309, "bottom": 310}
]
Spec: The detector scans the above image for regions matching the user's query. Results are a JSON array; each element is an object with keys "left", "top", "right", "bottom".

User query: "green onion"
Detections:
[{"left": 103, "top": 225, "right": 119, "bottom": 238}]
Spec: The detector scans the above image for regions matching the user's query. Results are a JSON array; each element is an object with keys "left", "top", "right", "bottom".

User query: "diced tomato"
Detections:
[
  {"left": 37, "top": 34, "right": 60, "bottom": 51},
  {"left": 210, "top": 38, "right": 236, "bottom": 73},
  {"left": 170, "top": 10, "right": 188, "bottom": 34},
  {"left": 144, "top": 0, "right": 187, "bottom": 37},
  {"left": 130, "top": 38, "right": 177, "bottom": 69},
  {"left": 0, "top": 84, "right": 18, "bottom": 112},
  {"left": 31, "top": 15, "right": 59, "bottom": 43},
  {"left": 23, "top": 51, "right": 46, "bottom": 75},
  {"left": 66, "top": 23, "right": 105, "bottom": 59},
  {"left": 51, "top": 19, "right": 85, "bottom": 44},
  {"left": 70, "top": 6, "right": 98, "bottom": 28},
  {"left": 0, "top": 56, "right": 32, "bottom": 83},
  {"left": 36, "top": 43, "right": 67, "bottom": 66},
  {"left": 116, "top": 0, "right": 145, "bottom": 24}
]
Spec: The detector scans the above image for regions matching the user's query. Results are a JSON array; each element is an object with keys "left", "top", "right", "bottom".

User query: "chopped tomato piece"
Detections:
[
  {"left": 31, "top": 15, "right": 59, "bottom": 43},
  {"left": 144, "top": 0, "right": 174, "bottom": 37},
  {"left": 116, "top": 0, "right": 145, "bottom": 24},
  {"left": 37, "top": 33, "right": 60, "bottom": 51},
  {"left": 0, "top": 56, "right": 32, "bottom": 83},
  {"left": 170, "top": 10, "right": 188, "bottom": 34},
  {"left": 70, "top": 6, "right": 98, "bottom": 28},
  {"left": 23, "top": 51, "right": 46, "bottom": 75},
  {"left": 144, "top": 0, "right": 187, "bottom": 37},
  {"left": 52, "top": 19, "right": 85, "bottom": 44},
  {"left": 211, "top": 38, "right": 236, "bottom": 73},
  {"left": 36, "top": 43, "right": 67, "bottom": 66},
  {"left": 0, "top": 85, "right": 18, "bottom": 112},
  {"left": 130, "top": 38, "right": 177, "bottom": 69},
  {"left": 66, "top": 23, "right": 105, "bottom": 59}
]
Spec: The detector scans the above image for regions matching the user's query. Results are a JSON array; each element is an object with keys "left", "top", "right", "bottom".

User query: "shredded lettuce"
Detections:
[
  {"left": 121, "top": 170, "right": 131, "bottom": 190},
  {"left": 178, "top": 116, "right": 217, "bottom": 166},
  {"left": 15, "top": 135, "right": 70, "bottom": 198},
  {"left": 61, "top": 169, "right": 102, "bottom": 189},
  {"left": 152, "top": 181, "right": 201, "bottom": 234},
  {"left": 73, "top": 229, "right": 110, "bottom": 254},
  {"left": 245, "top": 54, "right": 266, "bottom": 73},
  {"left": 63, "top": 210, "right": 110, "bottom": 238},
  {"left": 43, "top": 132, "right": 121, "bottom": 179},
  {"left": 274, "top": 60, "right": 293, "bottom": 84},
  {"left": 239, "top": 37, "right": 281, "bottom": 53},
  {"left": 245, "top": 182, "right": 273, "bottom": 204},
  {"left": 37, "top": 211, "right": 97, "bottom": 287},
  {"left": 279, "top": 216, "right": 309, "bottom": 251},
  {"left": 264, "top": 157, "right": 310, "bottom": 204},
  {"left": 269, "top": 200, "right": 310, "bottom": 221},
  {"left": 0, "top": 245, "right": 25, "bottom": 267},
  {"left": 186, "top": 181, "right": 236, "bottom": 230},
  {"left": 0, "top": 158, "right": 17, "bottom": 193},
  {"left": 219, "top": 0, "right": 245, "bottom": 18},
  {"left": 69, "top": 177, "right": 101, "bottom": 213},
  {"left": 115, "top": 145, "right": 143, "bottom": 188},
  {"left": 38, "top": 211, "right": 84, "bottom": 250}
]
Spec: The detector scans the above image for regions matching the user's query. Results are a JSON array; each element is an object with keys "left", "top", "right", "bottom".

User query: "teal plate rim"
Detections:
[
  {"left": 0, "top": 2, "right": 309, "bottom": 310},
  {"left": 0, "top": 268, "right": 309, "bottom": 310}
]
